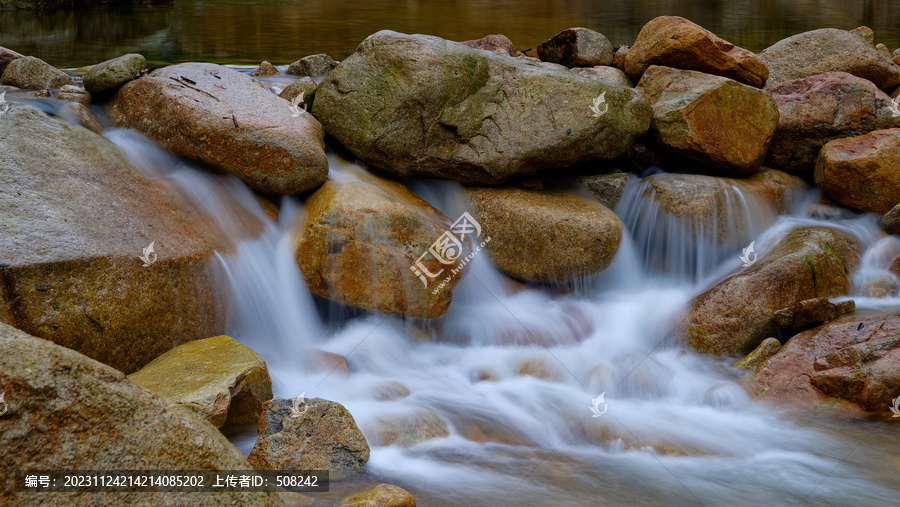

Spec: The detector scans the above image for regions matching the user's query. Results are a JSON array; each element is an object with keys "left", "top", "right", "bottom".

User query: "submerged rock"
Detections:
[
  {"left": 294, "top": 167, "right": 466, "bottom": 318},
  {"left": 624, "top": 16, "right": 768, "bottom": 88},
  {"left": 0, "top": 323, "right": 281, "bottom": 506},
  {"left": 313, "top": 30, "right": 650, "bottom": 184},
  {"left": 577, "top": 170, "right": 630, "bottom": 209},
  {"left": 0, "top": 55, "right": 74, "bottom": 89},
  {"left": 814, "top": 128, "right": 900, "bottom": 214},
  {"left": 110, "top": 62, "right": 328, "bottom": 195},
  {"left": 637, "top": 66, "right": 779, "bottom": 175},
  {"left": 537, "top": 27, "right": 614, "bottom": 68},
  {"left": 338, "top": 484, "right": 416, "bottom": 507},
  {"left": 248, "top": 397, "right": 370, "bottom": 478},
  {"left": 128, "top": 335, "right": 273, "bottom": 429},
  {"left": 83, "top": 53, "right": 145, "bottom": 94},
  {"left": 750, "top": 310, "right": 900, "bottom": 415},
  {"left": 54, "top": 84, "right": 90, "bottom": 105},
  {"left": 0, "top": 104, "right": 229, "bottom": 373},
  {"left": 368, "top": 408, "right": 450, "bottom": 447},
  {"left": 685, "top": 226, "right": 859, "bottom": 355},
  {"left": 465, "top": 186, "right": 622, "bottom": 282},
  {"left": 759, "top": 28, "right": 900, "bottom": 90}
]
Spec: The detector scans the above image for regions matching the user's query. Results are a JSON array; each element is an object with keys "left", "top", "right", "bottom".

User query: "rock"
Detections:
[
  {"left": 369, "top": 409, "right": 450, "bottom": 447},
  {"left": 636, "top": 65, "right": 779, "bottom": 175},
  {"left": 612, "top": 44, "right": 628, "bottom": 70},
  {"left": 890, "top": 257, "right": 900, "bottom": 277},
  {"left": 127, "top": 335, "right": 273, "bottom": 429},
  {"left": 307, "top": 349, "right": 350, "bottom": 375},
  {"left": 0, "top": 55, "right": 73, "bottom": 89},
  {"left": 857, "top": 270, "right": 900, "bottom": 298},
  {"left": 516, "top": 357, "right": 564, "bottom": 381},
  {"left": 733, "top": 337, "right": 782, "bottom": 370},
  {"left": 849, "top": 26, "right": 875, "bottom": 45},
  {"left": 54, "top": 84, "right": 90, "bottom": 105},
  {"left": 465, "top": 186, "right": 622, "bottom": 282},
  {"left": 110, "top": 62, "right": 328, "bottom": 195},
  {"left": 460, "top": 34, "right": 518, "bottom": 56},
  {"left": 885, "top": 203, "right": 900, "bottom": 234},
  {"left": 537, "top": 27, "right": 613, "bottom": 67},
  {"left": 814, "top": 128, "right": 900, "bottom": 214},
  {"left": 313, "top": 31, "right": 650, "bottom": 184},
  {"left": 624, "top": 16, "right": 768, "bottom": 88},
  {"left": 248, "top": 397, "right": 369, "bottom": 477},
  {"left": 55, "top": 101, "right": 104, "bottom": 135},
  {"left": 0, "top": 105, "right": 229, "bottom": 373},
  {"left": 338, "top": 484, "right": 416, "bottom": 507},
  {"left": 773, "top": 297, "right": 856, "bottom": 331},
  {"left": 0, "top": 46, "right": 24, "bottom": 76},
  {"left": 750, "top": 309, "right": 900, "bottom": 414},
  {"left": 255, "top": 194, "right": 280, "bottom": 221},
  {"left": 294, "top": 167, "right": 466, "bottom": 318},
  {"left": 578, "top": 171, "right": 630, "bottom": 209},
  {"left": 372, "top": 381, "right": 410, "bottom": 401},
  {"left": 758, "top": 28, "right": 900, "bottom": 90},
  {"left": 287, "top": 53, "right": 338, "bottom": 77},
  {"left": 83, "top": 53, "right": 145, "bottom": 94},
  {"left": 766, "top": 72, "right": 900, "bottom": 175},
  {"left": 685, "top": 226, "right": 859, "bottom": 355},
  {"left": 570, "top": 65, "right": 632, "bottom": 87},
  {"left": 805, "top": 203, "right": 855, "bottom": 221},
  {"left": 638, "top": 170, "right": 806, "bottom": 244},
  {"left": 877, "top": 44, "right": 893, "bottom": 59},
  {"left": 0, "top": 323, "right": 282, "bottom": 506},
  {"left": 279, "top": 76, "right": 317, "bottom": 111},
  {"left": 252, "top": 60, "right": 278, "bottom": 77}
]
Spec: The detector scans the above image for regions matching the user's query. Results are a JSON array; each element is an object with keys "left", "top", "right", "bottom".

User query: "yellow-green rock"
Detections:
[{"left": 338, "top": 484, "right": 416, "bottom": 507}]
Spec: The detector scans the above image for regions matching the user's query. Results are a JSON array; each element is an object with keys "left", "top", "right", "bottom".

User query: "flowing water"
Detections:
[{"left": 97, "top": 112, "right": 900, "bottom": 505}]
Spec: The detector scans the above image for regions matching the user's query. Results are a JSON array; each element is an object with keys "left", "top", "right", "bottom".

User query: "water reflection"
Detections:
[{"left": 3, "top": 0, "right": 900, "bottom": 68}]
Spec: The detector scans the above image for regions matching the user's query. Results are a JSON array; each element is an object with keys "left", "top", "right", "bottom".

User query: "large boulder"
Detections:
[
  {"left": 885, "top": 203, "right": 900, "bottom": 235},
  {"left": 636, "top": 65, "right": 779, "bottom": 175},
  {"left": 624, "top": 16, "right": 768, "bottom": 88},
  {"left": 685, "top": 226, "right": 859, "bottom": 355},
  {"left": 814, "top": 128, "right": 900, "bottom": 214},
  {"left": 295, "top": 167, "right": 467, "bottom": 318},
  {"left": 0, "top": 323, "right": 282, "bottom": 506},
  {"left": 110, "top": 62, "right": 328, "bottom": 195},
  {"left": 537, "top": 27, "right": 614, "bottom": 68},
  {"left": 465, "top": 186, "right": 622, "bottom": 282},
  {"left": 127, "top": 335, "right": 273, "bottom": 429},
  {"left": 758, "top": 28, "right": 900, "bottom": 91},
  {"left": 766, "top": 72, "right": 900, "bottom": 175},
  {"left": 248, "top": 397, "right": 370, "bottom": 479},
  {"left": 0, "top": 46, "right": 23, "bottom": 76},
  {"left": 83, "top": 53, "right": 145, "bottom": 94},
  {"left": 0, "top": 55, "right": 74, "bottom": 89},
  {"left": 313, "top": 31, "right": 651, "bottom": 184},
  {"left": 0, "top": 104, "right": 229, "bottom": 373},
  {"left": 750, "top": 310, "right": 900, "bottom": 415}
]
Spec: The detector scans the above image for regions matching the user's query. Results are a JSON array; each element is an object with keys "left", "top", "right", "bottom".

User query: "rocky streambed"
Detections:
[{"left": 1, "top": 15, "right": 900, "bottom": 506}]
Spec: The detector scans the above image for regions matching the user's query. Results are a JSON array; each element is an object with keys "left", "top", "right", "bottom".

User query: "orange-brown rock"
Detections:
[
  {"left": 460, "top": 34, "right": 518, "bottom": 56},
  {"left": 338, "top": 484, "right": 416, "bottom": 507},
  {"left": 0, "top": 46, "right": 23, "bottom": 76},
  {"left": 252, "top": 60, "right": 278, "bottom": 77},
  {"left": 814, "top": 128, "right": 900, "bottom": 214},
  {"left": 624, "top": 16, "right": 768, "bottom": 87}
]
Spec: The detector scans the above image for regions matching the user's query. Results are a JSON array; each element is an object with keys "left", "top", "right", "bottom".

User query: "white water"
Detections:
[{"left": 105, "top": 128, "right": 900, "bottom": 506}]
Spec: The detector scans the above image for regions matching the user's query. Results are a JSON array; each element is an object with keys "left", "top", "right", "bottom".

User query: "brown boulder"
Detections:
[
  {"left": 278, "top": 76, "right": 316, "bottom": 111},
  {"left": 814, "top": 128, "right": 900, "bottom": 214},
  {"left": 0, "top": 323, "right": 282, "bottom": 506},
  {"left": 624, "top": 16, "right": 768, "bottom": 88},
  {"left": 295, "top": 167, "right": 467, "bottom": 318},
  {"left": 110, "top": 62, "right": 328, "bottom": 195},
  {"left": 685, "top": 226, "right": 859, "bottom": 355},
  {"left": 537, "top": 27, "right": 613, "bottom": 68},
  {"left": 578, "top": 170, "right": 630, "bottom": 209},
  {"left": 54, "top": 84, "right": 90, "bottom": 105},
  {"left": 465, "top": 186, "right": 622, "bottom": 282},
  {"left": 767, "top": 72, "right": 900, "bottom": 175},
  {"left": 248, "top": 397, "right": 370, "bottom": 478},
  {"left": 287, "top": 53, "right": 338, "bottom": 77},
  {"left": 612, "top": 44, "right": 628, "bottom": 70},
  {"left": 252, "top": 60, "right": 278, "bottom": 77},
  {"left": 849, "top": 26, "right": 875, "bottom": 45},
  {"left": 0, "top": 104, "right": 229, "bottom": 373},
  {"left": 885, "top": 203, "right": 900, "bottom": 234},
  {"left": 0, "top": 55, "right": 74, "bottom": 89},
  {"left": 570, "top": 66, "right": 632, "bottom": 87},
  {"left": 750, "top": 310, "right": 900, "bottom": 414},
  {"left": 460, "top": 34, "right": 518, "bottom": 56},
  {"left": 0, "top": 46, "right": 23, "bottom": 76},
  {"left": 733, "top": 337, "right": 782, "bottom": 370},
  {"left": 338, "top": 484, "right": 416, "bottom": 507},
  {"left": 636, "top": 65, "right": 779, "bottom": 175},
  {"left": 773, "top": 297, "right": 855, "bottom": 331}
]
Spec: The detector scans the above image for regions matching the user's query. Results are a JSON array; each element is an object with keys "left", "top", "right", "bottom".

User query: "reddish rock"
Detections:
[
  {"left": 0, "top": 46, "right": 23, "bottom": 76},
  {"left": 815, "top": 128, "right": 900, "bottom": 214},
  {"left": 460, "top": 34, "right": 517, "bottom": 56},
  {"left": 252, "top": 60, "right": 278, "bottom": 77},
  {"left": 625, "top": 16, "right": 768, "bottom": 88},
  {"left": 612, "top": 44, "right": 628, "bottom": 70}
]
